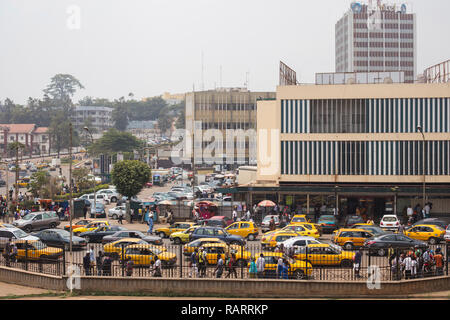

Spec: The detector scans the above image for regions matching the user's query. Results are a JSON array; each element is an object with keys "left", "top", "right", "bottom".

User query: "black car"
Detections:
[
  {"left": 364, "top": 233, "right": 428, "bottom": 256},
  {"left": 344, "top": 215, "right": 365, "bottom": 227},
  {"left": 32, "top": 229, "right": 87, "bottom": 250},
  {"left": 0, "top": 179, "right": 5, "bottom": 187},
  {"left": 413, "top": 218, "right": 450, "bottom": 230},
  {"left": 79, "top": 225, "right": 127, "bottom": 243},
  {"left": 189, "top": 227, "right": 246, "bottom": 245},
  {"left": 102, "top": 230, "right": 163, "bottom": 245}
]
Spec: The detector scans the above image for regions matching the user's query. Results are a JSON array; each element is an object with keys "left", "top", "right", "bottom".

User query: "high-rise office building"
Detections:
[{"left": 335, "top": 1, "right": 416, "bottom": 83}]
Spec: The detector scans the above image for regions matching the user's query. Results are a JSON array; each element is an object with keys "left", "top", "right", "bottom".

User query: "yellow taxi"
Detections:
[
  {"left": 404, "top": 224, "right": 446, "bottom": 244},
  {"left": 225, "top": 221, "right": 259, "bottom": 241},
  {"left": 332, "top": 228, "right": 374, "bottom": 250},
  {"left": 183, "top": 237, "right": 229, "bottom": 256},
  {"left": 15, "top": 240, "right": 63, "bottom": 261},
  {"left": 200, "top": 243, "right": 252, "bottom": 266},
  {"left": 155, "top": 222, "right": 197, "bottom": 239},
  {"left": 290, "top": 221, "right": 322, "bottom": 235},
  {"left": 16, "top": 178, "right": 30, "bottom": 188},
  {"left": 293, "top": 243, "right": 354, "bottom": 267},
  {"left": 122, "top": 244, "right": 177, "bottom": 267},
  {"left": 268, "top": 224, "right": 320, "bottom": 239},
  {"left": 37, "top": 163, "right": 49, "bottom": 169},
  {"left": 251, "top": 252, "right": 312, "bottom": 279},
  {"left": 169, "top": 225, "right": 201, "bottom": 244},
  {"left": 260, "top": 232, "right": 299, "bottom": 251},
  {"left": 290, "top": 214, "right": 310, "bottom": 224},
  {"left": 103, "top": 238, "right": 147, "bottom": 259},
  {"left": 64, "top": 219, "right": 96, "bottom": 232},
  {"left": 73, "top": 220, "right": 109, "bottom": 235}
]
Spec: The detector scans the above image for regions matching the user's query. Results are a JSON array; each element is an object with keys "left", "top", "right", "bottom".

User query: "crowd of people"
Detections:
[{"left": 390, "top": 247, "right": 445, "bottom": 280}]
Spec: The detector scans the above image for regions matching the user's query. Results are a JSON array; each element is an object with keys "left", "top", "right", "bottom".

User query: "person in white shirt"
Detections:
[
  {"left": 276, "top": 257, "right": 283, "bottom": 279},
  {"left": 407, "top": 206, "right": 413, "bottom": 217},
  {"left": 402, "top": 255, "right": 413, "bottom": 279},
  {"left": 232, "top": 208, "right": 238, "bottom": 222},
  {"left": 256, "top": 254, "right": 265, "bottom": 279},
  {"left": 411, "top": 257, "right": 418, "bottom": 278}
]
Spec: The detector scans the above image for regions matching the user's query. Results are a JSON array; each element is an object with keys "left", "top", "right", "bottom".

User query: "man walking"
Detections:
[
  {"left": 147, "top": 214, "right": 154, "bottom": 235},
  {"left": 214, "top": 255, "right": 224, "bottom": 278},
  {"left": 434, "top": 248, "right": 444, "bottom": 276},
  {"left": 256, "top": 253, "right": 265, "bottom": 279},
  {"left": 353, "top": 249, "right": 362, "bottom": 278},
  {"left": 402, "top": 254, "right": 413, "bottom": 279}
]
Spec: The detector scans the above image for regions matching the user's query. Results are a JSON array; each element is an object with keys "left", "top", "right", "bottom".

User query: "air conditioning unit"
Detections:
[{"left": 346, "top": 78, "right": 356, "bottom": 84}]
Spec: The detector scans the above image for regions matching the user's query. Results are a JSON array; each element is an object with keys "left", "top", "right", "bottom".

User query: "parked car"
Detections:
[
  {"left": 281, "top": 236, "right": 322, "bottom": 249},
  {"left": 12, "top": 211, "right": 60, "bottom": 233},
  {"left": 379, "top": 215, "right": 400, "bottom": 232},
  {"left": 155, "top": 222, "right": 197, "bottom": 239},
  {"left": 188, "top": 227, "right": 246, "bottom": 246},
  {"left": 32, "top": 229, "right": 87, "bottom": 250},
  {"left": 349, "top": 224, "right": 388, "bottom": 237},
  {"left": 64, "top": 218, "right": 95, "bottom": 232},
  {"left": 79, "top": 193, "right": 109, "bottom": 205},
  {"left": 317, "top": 215, "right": 338, "bottom": 233},
  {"left": 78, "top": 225, "right": 127, "bottom": 243},
  {"left": 97, "top": 189, "right": 120, "bottom": 203},
  {"left": 293, "top": 244, "right": 354, "bottom": 267},
  {"left": 0, "top": 227, "right": 39, "bottom": 250},
  {"left": 0, "top": 179, "right": 5, "bottom": 187},
  {"left": 413, "top": 218, "right": 450, "bottom": 230},
  {"left": 101, "top": 230, "right": 163, "bottom": 245},
  {"left": 332, "top": 228, "right": 374, "bottom": 250},
  {"left": 364, "top": 233, "right": 428, "bottom": 256},
  {"left": 403, "top": 224, "right": 445, "bottom": 244},
  {"left": 108, "top": 205, "right": 126, "bottom": 220},
  {"left": 225, "top": 221, "right": 259, "bottom": 241},
  {"left": 343, "top": 215, "right": 365, "bottom": 228},
  {"left": 90, "top": 203, "right": 106, "bottom": 218},
  {"left": 14, "top": 240, "right": 63, "bottom": 262},
  {"left": 252, "top": 252, "right": 312, "bottom": 279},
  {"left": 261, "top": 215, "right": 280, "bottom": 233},
  {"left": 204, "top": 216, "right": 234, "bottom": 228}
]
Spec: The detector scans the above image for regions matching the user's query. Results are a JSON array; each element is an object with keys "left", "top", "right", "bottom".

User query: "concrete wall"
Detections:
[{"left": 0, "top": 266, "right": 449, "bottom": 298}]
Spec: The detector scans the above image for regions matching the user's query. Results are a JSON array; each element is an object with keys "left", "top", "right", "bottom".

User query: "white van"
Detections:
[{"left": 79, "top": 193, "right": 109, "bottom": 205}]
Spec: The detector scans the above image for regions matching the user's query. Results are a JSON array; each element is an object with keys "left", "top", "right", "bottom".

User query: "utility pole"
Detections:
[
  {"left": 15, "top": 144, "right": 19, "bottom": 207},
  {"left": 69, "top": 123, "right": 73, "bottom": 267}
]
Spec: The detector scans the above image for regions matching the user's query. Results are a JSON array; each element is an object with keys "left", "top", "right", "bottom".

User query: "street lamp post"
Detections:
[
  {"left": 68, "top": 123, "right": 74, "bottom": 280},
  {"left": 417, "top": 126, "right": 426, "bottom": 209},
  {"left": 83, "top": 127, "right": 96, "bottom": 217}
]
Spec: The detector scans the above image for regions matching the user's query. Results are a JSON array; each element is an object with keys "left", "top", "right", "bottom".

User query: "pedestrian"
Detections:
[
  {"left": 249, "top": 258, "right": 257, "bottom": 279},
  {"left": 197, "top": 247, "right": 207, "bottom": 278},
  {"left": 10, "top": 243, "right": 17, "bottom": 263},
  {"left": 89, "top": 246, "right": 96, "bottom": 274},
  {"left": 4, "top": 239, "right": 12, "bottom": 267},
  {"left": 256, "top": 253, "right": 265, "bottom": 279},
  {"left": 434, "top": 247, "right": 444, "bottom": 276},
  {"left": 102, "top": 255, "right": 112, "bottom": 276},
  {"left": 126, "top": 258, "right": 134, "bottom": 276},
  {"left": 189, "top": 249, "right": 199, "bottom": 278},
  {"left": 281, "top": 259, "right": 289, "bottom": 280},
  {"left": 83, "top": 205, "right": 87, "bottom": 220},
  {"left": 225, "top": 253, "right": 237, "bottom": 278},
  {"left": 276, "top": 256, "right": 283, "bottom": 279},
  {"left": 407, "top": 205, "right": 413, "bottom": 219},
  {"left": 402, "top": 254, "right": 413, "bottom": 279},
  {"left": 214, "top": 255, "right": 224, "bottom": 278},
  {"left": 353, "top": 249, "right": 362, "bottom": 278},
  {"left": 147, "top": 214, "right": 154, "bottom": 235},
  {"left": 152, "top": 256, "right": 162, "bottom": 277},
  {"left": 232, "top": 207, "right": 238, "bottom": 222},
  {"left": 118, "top": 212, "right": 123, "bottom": 224},
  {"left": 96, "top": 251, "right": 104, "bottom": 276},
  {"left": 269, "top": 217, "right": 275, "bottom": 231},
  {"left": 83, "top": 251, "right": 91, "bottom": 276},
  {"left": 411, "top": 256, "right": 418, "bottom": 278}
]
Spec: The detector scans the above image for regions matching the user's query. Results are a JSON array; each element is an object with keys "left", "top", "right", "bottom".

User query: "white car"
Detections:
[
  {"left": 108, "top": 206, "right": 126, "bottom": 219},
  {"left": 79, "top": 193, "right": 109, "bottom": 205},
  {"left": 282, "top": 236, "right": 321, "bottom": 249},
  {"left": 261, "top": 215, "right": 280, "bottom": 233},
  {"left": 97, "top": 189, "right": 120, "bottom": 203},
  {"left": 380, "top": 215, "right": 400, "bottom": 231},
  {"left": 444, "top": 225, "right": 450, "bottom": 242}
]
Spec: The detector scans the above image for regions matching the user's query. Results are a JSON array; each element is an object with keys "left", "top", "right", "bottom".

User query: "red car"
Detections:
[{"left": 205, "top": 216, "right": 234, "bottom": 228}]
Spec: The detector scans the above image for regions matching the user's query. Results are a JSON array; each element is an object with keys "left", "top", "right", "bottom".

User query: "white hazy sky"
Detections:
[{"left": 1, "top": 0, "right": 449, "bottom": 105}]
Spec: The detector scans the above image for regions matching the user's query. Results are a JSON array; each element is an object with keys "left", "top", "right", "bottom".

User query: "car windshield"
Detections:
[
  {"left": 383, "top": 217, "right": 397, "bottom": 222},
  {"left": 12, "top": 229, "right": 28, "bottom": 238},
  {"left": 22, "top": 214, "right": 35, "bottom": 221},
  {"left": 262, "top": 216, "right": 275, "bottom": 222},
  {"left": 320, "top": 216, "right": 335, "bottom": 221}
]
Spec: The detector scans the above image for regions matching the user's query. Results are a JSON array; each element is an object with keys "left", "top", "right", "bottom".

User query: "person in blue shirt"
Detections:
[{"left": 147, "top": 213, "right": 154, "bottom": 234}]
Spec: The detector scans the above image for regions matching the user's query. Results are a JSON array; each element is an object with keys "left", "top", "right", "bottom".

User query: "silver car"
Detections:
[{"left": 12, "top": 211, "right": 60, "bottom": 233}]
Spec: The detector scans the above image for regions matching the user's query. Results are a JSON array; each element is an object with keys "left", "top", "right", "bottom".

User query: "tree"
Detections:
[
  {"left": 88, "top": 128, "right": 142, "bottom": 155},
  {"left": 175, "top": 108, "right": 185, "bottom": 129},
  {"left": 27, "top": 170, "right": 51, "bottom": 198},
  {"left": 111, "top": 160, "right": 151, "bottom": 222},
  {"left": 43, "top": 74, "right": 84, "bottom": 115},
  {"left": 111, "top": 160, "right": 151, "bottom": 199},
  {"left": 48, "top": 112, "right": 80, "bottom": 158},
  {"left": 72, "top": 167, "right": 92, "bottom": 192},
  {"left": 157, "top": 114, "right": 173, "bottom": 135},
  {"left": 112, "top": 104, "right": 129, "bottom": 131}
]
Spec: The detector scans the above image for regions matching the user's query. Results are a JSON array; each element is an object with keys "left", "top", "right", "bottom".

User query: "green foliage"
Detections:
[
  {"left": 48, "top": 112, "right": 80, "bottom": 157},
  {"left": 88, "top": 128, "right": 143, "bottom": 155},
  {"left": 111, "top": 160, "right": 151, "bottom": 198},
  {"left": 53, "top": 184, "right": 109, "bottom": 201},
  {"left": 112, "top": 103, "right": 129, "bottom": 131},
  {"left": 28, "top": 170, "right": 51, "bottom": 197},
  {"left": 72, "top": 167, "right": 92, "bottom": 191}
]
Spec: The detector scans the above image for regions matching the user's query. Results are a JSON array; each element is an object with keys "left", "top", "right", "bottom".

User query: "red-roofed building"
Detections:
[{"left": 0, "top": 124, "right": 51, "bottom": 157}]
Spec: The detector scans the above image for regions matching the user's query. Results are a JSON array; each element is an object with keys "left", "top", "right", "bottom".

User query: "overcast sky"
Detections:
[{"left": 1, "top": 0, "right": 449, "bottom": 105}]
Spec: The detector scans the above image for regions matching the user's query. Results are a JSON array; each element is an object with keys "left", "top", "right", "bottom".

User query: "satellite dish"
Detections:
[{"left": 351, "top": 2, "right": 362, "bottom": 13}]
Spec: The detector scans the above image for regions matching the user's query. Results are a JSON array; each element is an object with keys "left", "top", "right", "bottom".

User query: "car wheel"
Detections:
[
  {"left": 230, "top": 241, "right": 240, "bottom": 245},
  {"left": 344, "top": 243, "right": 353, "bottom": 250},
  {"left": 159, "top": 232, "right": 166, "bottom": 238},
  {"left": 49, "top": 223, "right": 57, "bottom": 229},
  {"left": 248, "top": 234, "right": 255, "bottom": 241},
  {"left": 293, "top": 269, "right": 306, "bottom": 280},
  {"left": 112, "top": 214, "right": 118, "bottom": 220},
  {"left": 340, "top": 260, "right": 353, "bottom": 268},
  {"left": 111, "top": 197, "right": 117, "bottom": 203},
  {"left": 377, "top": 248, "right": 386, "bottom": 257},
  {"left": 86, "top": 236, "right": 92, "bottom": 243},
  {"left": 428, "top": 237, "right": 438, "bottom": 245},
  {"left": 23, "top": 225, "right": 32, "bottom": 233},
  {"left": 174, "top": 238, "right": 181, "bottom": 245}
]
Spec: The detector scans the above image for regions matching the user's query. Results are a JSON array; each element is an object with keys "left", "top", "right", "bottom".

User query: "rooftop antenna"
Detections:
[
  {"left": 220, "top": 65, "right": 223, "bottom": 88},
  {"left": 244, "top": 71, "right": 250, "bottom": 89}
]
